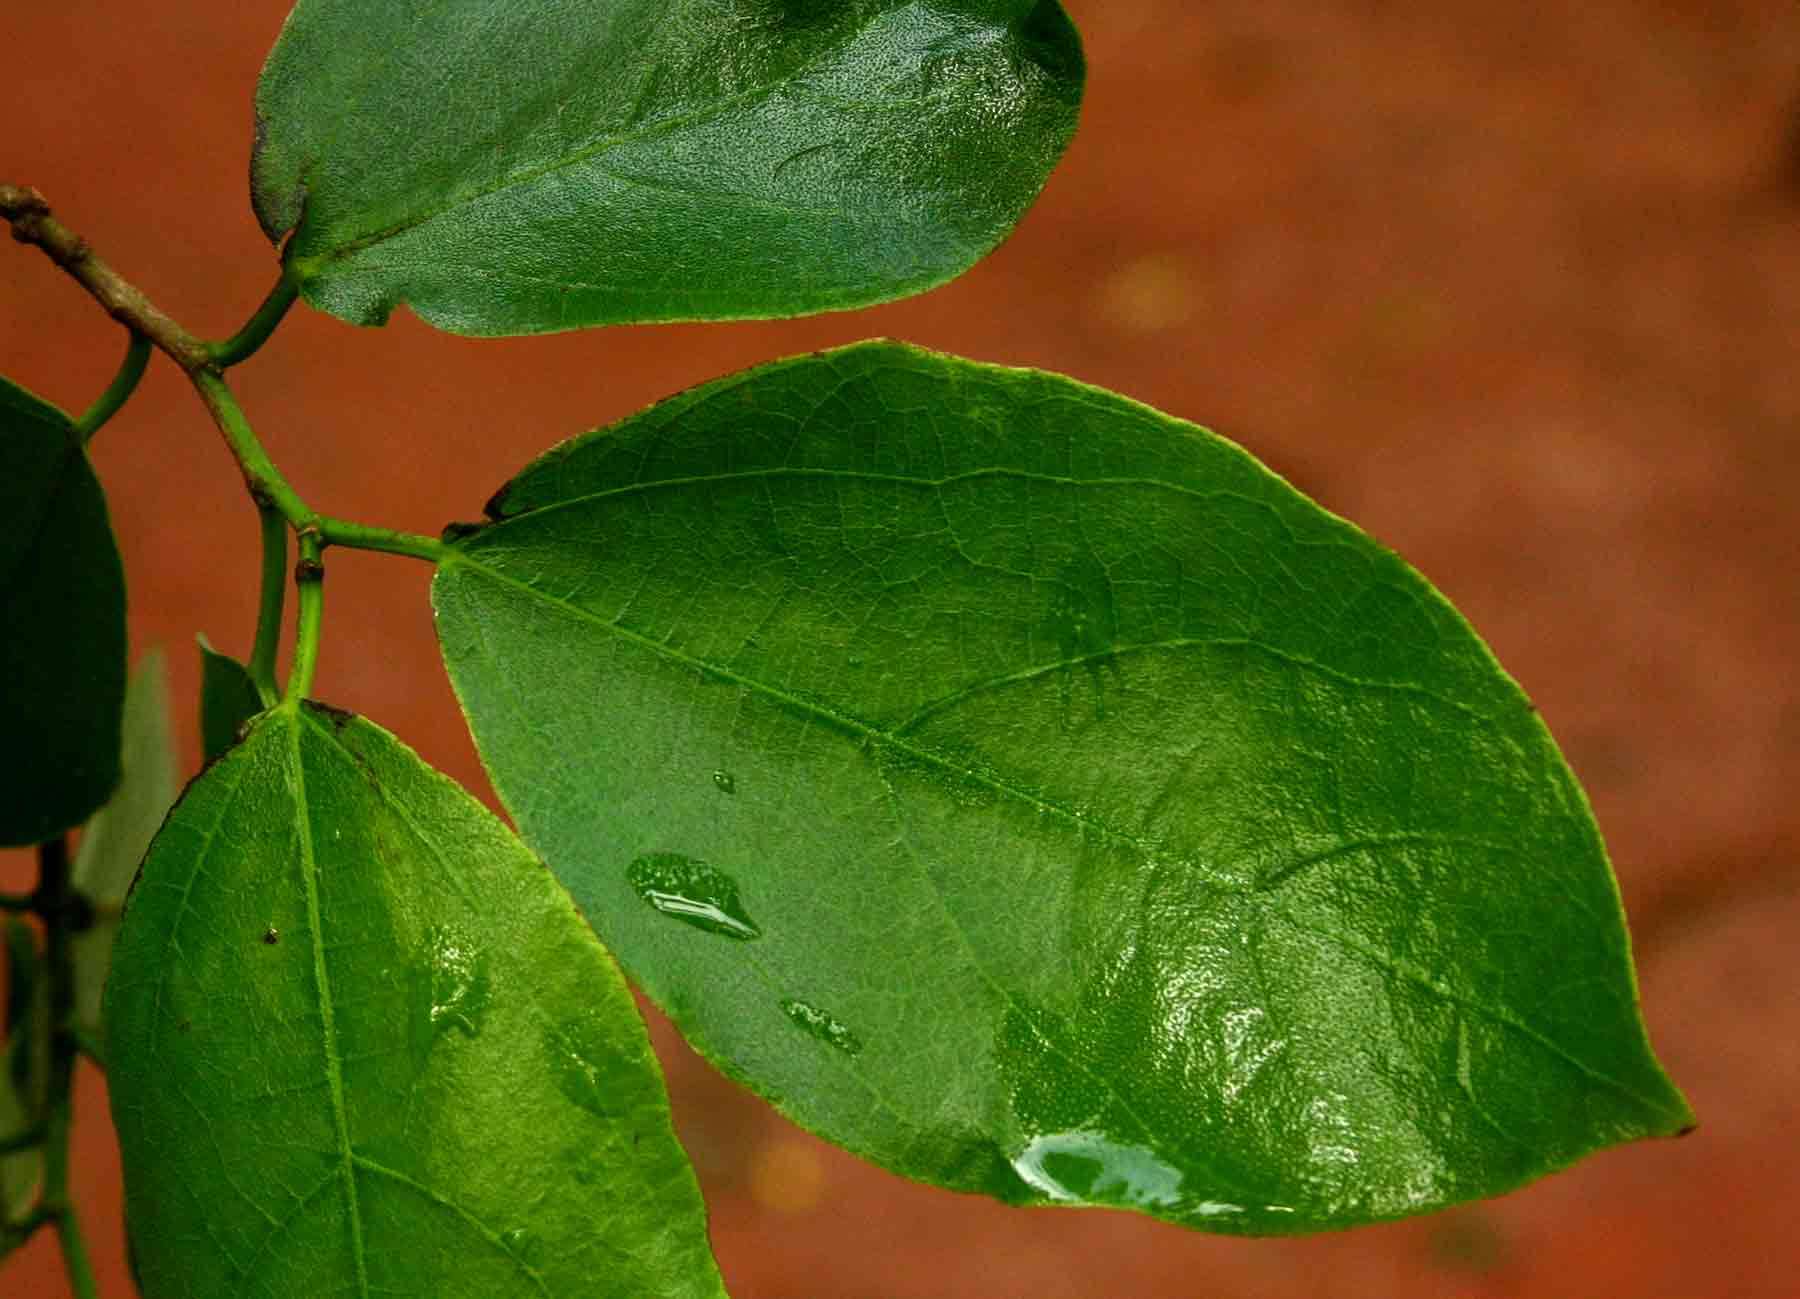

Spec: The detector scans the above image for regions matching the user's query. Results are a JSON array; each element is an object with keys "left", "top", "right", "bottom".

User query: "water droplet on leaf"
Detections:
[
  {"left": 545, "top": 1013, "right": 629, "bottom": 1120},
  {"left": 780, "top": 998, "right": 863, "bottom": 1055},
  {"left": 424, "top": 926, "right": 491, "bottom": 1039},
  {"left": 1011, "top": 1130, "right": 1191, "bottom": 1210},
  {"left": 627, "top": 853, "right": 760, "bottom": 940},
  {"left": 711, "top": 770, "right": 736, "bottom": 795}
]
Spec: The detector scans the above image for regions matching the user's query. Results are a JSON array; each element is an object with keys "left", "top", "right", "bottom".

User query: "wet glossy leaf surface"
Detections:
[
  {"left": 105, "top": 701, "right": 726, "bottom": 1297},
  {"left": 252, "top": 0, "right": 1083, "bottom": 335},
  {"left": 0, "top": 377, "right": 126, "bottom": 846},
  {"left": 435, "top": 342, "right": 1691, "bottom": 1234},
  {"left": 198, "top": 635, "right": 264, "bottom": 764},
  {"left": 71, "top": 651, "right": 180, "bottom": 1032}
]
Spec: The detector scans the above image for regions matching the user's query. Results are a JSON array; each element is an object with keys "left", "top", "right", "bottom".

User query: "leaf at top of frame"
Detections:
[
  {"left": 433, "top": 340, "right": 1692, "bottom": 1236},
  {"left": 105, "top": 700, "right": 727, "bottom": 1298},
  {"left": 251, "top": 0, "right": 1084, "bottom": 336},
  {"left": 0, "top": 376, "right": 127, "bottom": 847}
]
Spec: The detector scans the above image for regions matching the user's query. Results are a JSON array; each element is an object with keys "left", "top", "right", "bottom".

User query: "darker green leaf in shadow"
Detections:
[{"left": 0, "top": 377, "right": 126, "bottom": 846}]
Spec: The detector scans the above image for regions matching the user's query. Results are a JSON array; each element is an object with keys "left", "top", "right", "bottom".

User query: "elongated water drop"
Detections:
[
  {"left": 1011, "top": 1130, "right": 1188, "bottom": 1210},
  {"left": 780, "top": 998, "right": 863, "bottom": 1056},
  {"left": 627, "top": 853, "right": 760, "bottom": 940}
]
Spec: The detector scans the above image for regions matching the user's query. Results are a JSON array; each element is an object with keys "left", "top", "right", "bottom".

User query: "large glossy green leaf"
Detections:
[
  {"left": 434, "top": 341, "right": 1692, "bottom": 1234},
  {"left": 251, "top": 0, "right": 1083, "bottom": 335},
  {"left": 71, "top": 651, "right": 180, "bottom": 1033},
  {"left": 105, "top": 700, "right": 726, "bottom": 1297},
  {"left": 0, "top": 377, "right": 127, "bottom": 846}
]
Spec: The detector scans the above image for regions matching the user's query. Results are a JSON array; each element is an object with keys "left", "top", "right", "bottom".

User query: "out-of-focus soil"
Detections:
[{"left": 3, "top": 2, "right": 1796, "bottom": 1295}]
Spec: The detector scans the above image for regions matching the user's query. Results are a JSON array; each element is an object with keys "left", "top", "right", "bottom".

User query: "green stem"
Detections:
[
  {"left": 4, "top": 186, "right": 447, "bottom": 725},
  {"left": 73, "top": 331, "right": 150, "bottom": 442},
  {"left": 249, "top": 503, "right": 289, "bottom": 705},
  {"left": 207, "top": 274, "right": 299, "bottom": 368},
  {"left": 0, "top": 185, "right": 212, "bottom": 372},
  {"left": 43, "top": 1100, "right": 98, "bottom": 1299},
  {"left": 189, "top": 371, "right": 317, "bottom": 531},
  {"left": 319, "top": 517, "right": 446, "bottom": 563},
  {"left": 55, "top": 1214, "right": 100, "bottom": 1299},
  {"left": 286, "top": 531, "right": 325, "bottom": 704},
  {"left": 32, "top": 838, "right": 99, "bottom": 1299}
]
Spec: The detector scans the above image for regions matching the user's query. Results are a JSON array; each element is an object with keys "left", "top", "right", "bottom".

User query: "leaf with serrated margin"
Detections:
[{"left": 434, "top": 341, "right": 1692, "bottom": 1235}]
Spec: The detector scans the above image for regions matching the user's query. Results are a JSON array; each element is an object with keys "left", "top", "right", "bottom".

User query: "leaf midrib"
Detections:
[
  {"left": 294, "top": 707, "right": 562, "bottom": 1294},
  {"left": 486, "top": 462, "right": 1496, "bottom": 727},
  {"left": 1268, "top": 904, "right": 1682, "bottom": 1121},
  {"left": 449, "top": 547, "right": 1175, "bottom": 866},
  {"left": 284, "top": 708, "right": 371, "bottom": 1298},
  {"left": 444, "top": 545, "right": 1509, "bottom": 887},
  {"left": 441, "top": 543, "right": 1658, "bottom": 1138}
]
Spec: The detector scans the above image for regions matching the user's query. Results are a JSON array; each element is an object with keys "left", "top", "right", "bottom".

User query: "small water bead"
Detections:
[
  {"left": 780, "top": 998, "right": 863, "bottom": 1056},
  {"left": 425, "top": 926, "right": 491, "bottom": 1039},
  {"left": 711, "top": 770, "right": 736, "bottom": 795},
  {"left": 546, "top": 1015, "right": 626, "bottom": 1120}
]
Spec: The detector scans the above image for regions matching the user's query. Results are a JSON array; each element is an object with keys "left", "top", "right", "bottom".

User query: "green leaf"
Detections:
[
  {"left": 434, "top": 341, "right": 1692, "bottom": 1235},
  {"left": 2, "top": 920, "right": 46, "bottom": 1231},
  {"left": 0, "top": 377, "right": 127, "bottom": 846},
  {"left": 74, "top": 650, "right": 179, "bottom": 905},
  {"left": 105, "top": 701, "right": 727, "bottom": 1298},
  {"left": 251, "top": 0, "right": 1084, "bottom": 336},
  {"left": 198, "top": 634, "right": 265, "bottom": 764},
  {"left": 71, "top": 650, "right": 180, "bottom": 1033}
]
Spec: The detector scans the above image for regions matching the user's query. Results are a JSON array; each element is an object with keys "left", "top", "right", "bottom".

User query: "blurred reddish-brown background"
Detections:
[{"left": 4, "top": 1, "right": 1798, "bottom": 1295}]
